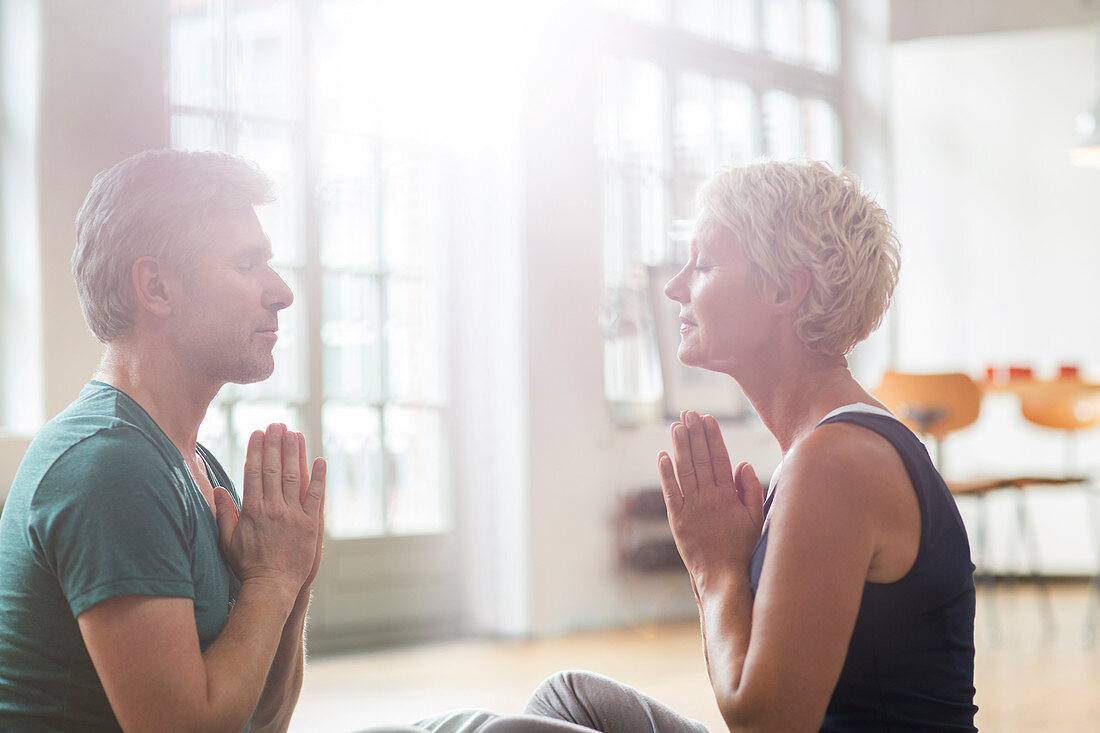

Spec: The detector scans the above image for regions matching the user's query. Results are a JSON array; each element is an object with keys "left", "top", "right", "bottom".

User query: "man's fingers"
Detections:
[
  {"left": 241, "top": 430, "right": 264, "bottom": 513},
  {"left": 302, "top": 457, "right": 326, "bottom": 518},
  {"left": 296, "top": 432, "right": 310, "bottom": 503},
  {"left": 261, "top": 423, "right": 285, "bottom": 501},
  {"left": 657, "top": 451, "right": 683, "bottom": 513},
  {"left": 212, "top": 487, "right": 239, "bottom": 550},
  {"left": 281, "top": 428, "right": 302, "bottom": 504}
]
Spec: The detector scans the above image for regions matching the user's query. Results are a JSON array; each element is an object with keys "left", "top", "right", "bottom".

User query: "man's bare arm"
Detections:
[{"left": 78, "top": 425, "right": 324, "bottom": 733}]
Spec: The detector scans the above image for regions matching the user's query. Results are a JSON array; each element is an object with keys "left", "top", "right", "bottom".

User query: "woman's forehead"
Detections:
[{"left": 692, "top": 210, "right": 738, "bottom": 249}]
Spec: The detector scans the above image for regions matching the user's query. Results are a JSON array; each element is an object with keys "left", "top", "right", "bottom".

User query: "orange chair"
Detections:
[
  {"left": 1017, "top": 387, "right": 1100, "bottom": 643},
  {"left": 875, "top": 370, "right": 1056, "bottom": 638}
]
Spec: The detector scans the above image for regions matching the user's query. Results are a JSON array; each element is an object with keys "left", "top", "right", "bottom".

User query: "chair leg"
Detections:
[
  {"left": 972, "top": 492, "right": 1001, "bottom": 644},
  {"left": 1083, "top": 483, "right": 1100, "bottom": 645},
  {"left": 1015, "top": 488, "right": 1056, "bottom": 637}
]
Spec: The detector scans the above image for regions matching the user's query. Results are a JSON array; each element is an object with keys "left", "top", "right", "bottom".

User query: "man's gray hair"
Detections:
[{"left": 72, "top": 149, "right": 275, "bottom": 343}]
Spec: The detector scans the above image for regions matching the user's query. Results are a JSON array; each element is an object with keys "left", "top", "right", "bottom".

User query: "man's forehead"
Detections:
[{"left": 202, "top": 207, "right": 271, "bottom": 256}]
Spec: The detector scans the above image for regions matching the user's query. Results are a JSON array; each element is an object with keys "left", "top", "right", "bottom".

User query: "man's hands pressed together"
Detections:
[{"left": 213, "top": 423, "right": 326, "bottom": 605}]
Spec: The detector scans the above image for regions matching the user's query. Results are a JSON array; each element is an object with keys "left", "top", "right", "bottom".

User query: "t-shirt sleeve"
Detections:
[{"left": 28, "top": 426, "right": 197, "bottom": 618}]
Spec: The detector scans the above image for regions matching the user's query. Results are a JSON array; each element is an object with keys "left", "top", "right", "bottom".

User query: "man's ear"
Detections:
[
  {"left": 774, "top": 267, "right": 811, "bottom": 314},
  {"left": 130, "top": 256, "right": 176, "bottom": 319}
]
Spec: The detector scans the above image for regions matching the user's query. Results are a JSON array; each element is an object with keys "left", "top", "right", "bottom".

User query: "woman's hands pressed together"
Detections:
[
  {"left": 213, "top": 423, "right": 327, "bottom": 602},
  {"left": 658, "top": 411, "right": 765, "bottom": 594}
]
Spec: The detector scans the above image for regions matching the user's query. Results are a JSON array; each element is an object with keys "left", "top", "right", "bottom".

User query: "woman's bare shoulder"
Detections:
[{"left": 777, "top": 420, "right": 912, "bottom": 511}]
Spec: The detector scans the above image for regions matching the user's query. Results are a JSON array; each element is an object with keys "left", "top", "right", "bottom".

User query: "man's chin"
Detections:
[{"left": 224, "top": 357, "right": 276, "bottom": 385}]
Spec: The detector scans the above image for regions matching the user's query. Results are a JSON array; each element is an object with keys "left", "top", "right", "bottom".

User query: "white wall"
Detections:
[
  {"left": 890, "top": 26, "right": 1100, "bottom": 573},
  {"left": 0, "top": 0, "right": 166, "bottom": 500}
]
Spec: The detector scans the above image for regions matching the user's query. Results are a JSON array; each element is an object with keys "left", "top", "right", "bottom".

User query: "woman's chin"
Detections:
[{"left": 676, "top": 345, "right": 706, "bottom": 369}]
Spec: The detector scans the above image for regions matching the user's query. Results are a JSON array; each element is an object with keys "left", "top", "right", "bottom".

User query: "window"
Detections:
[
  {"left": 170, "top": 0, "right": 449, "bottom": 539},
  {"left": 599, "top": 0, "right": 842, "bottom": 416}
]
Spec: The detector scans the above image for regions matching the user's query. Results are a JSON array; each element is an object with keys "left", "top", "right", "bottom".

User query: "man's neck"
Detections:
[{"left": 96, "top": 342, "right": 221, "bottom": 459}]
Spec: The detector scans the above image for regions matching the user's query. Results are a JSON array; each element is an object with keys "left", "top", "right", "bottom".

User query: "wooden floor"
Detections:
[{"left": 291, "top": 582, "right": 1100, "bottom": 732}]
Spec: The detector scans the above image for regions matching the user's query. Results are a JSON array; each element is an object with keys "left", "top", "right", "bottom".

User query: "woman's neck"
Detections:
[{"left": 734, "top": 351, "right": 876, "bottom": 454}]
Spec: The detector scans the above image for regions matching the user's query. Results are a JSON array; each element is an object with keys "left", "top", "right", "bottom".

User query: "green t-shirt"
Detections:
[{"left": 0, "top": 381, "right": 242, "bottom": 731}]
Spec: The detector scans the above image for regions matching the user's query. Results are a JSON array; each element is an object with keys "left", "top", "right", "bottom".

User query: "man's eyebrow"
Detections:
[{"left": 230, "top": 239, "right": 274, "bottom": 259}]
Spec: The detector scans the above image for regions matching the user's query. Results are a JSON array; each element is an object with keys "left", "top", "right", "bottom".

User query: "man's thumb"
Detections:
[{"left": 212, "top": 487, "right": 239, "bottom": 543}]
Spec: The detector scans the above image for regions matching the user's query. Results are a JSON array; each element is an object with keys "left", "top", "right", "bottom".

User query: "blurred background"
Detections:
[{"left": 3, "top": 1, "right": 1100, "bottom": 727}]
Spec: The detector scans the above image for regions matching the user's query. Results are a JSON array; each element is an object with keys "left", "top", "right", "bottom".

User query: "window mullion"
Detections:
[{"left": 300, "top": 0, "right": 324, "bottom": 461}]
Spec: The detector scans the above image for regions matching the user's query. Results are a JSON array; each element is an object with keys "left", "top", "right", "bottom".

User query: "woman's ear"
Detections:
[
  {"left": 774, "top": 267, "right": 811, "bottom": 314},
  {"left": 131, "top": 256, "right": 175, "bottom": 319}
]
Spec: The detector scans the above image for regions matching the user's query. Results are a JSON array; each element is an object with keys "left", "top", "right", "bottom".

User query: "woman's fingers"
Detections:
[
  {"left": 684, "top": 411, "right": 716, "bottom": 490},
  {"left": 671, "top": 422, "right": 698, "bottom": 497},
  {"left": 702, "top": 415, "right": 735, "bottom": 489},
  {"left": 657, "top": 451, "right": 683, "bottom": 512},
  {"left": 739, "top": 463, "right": 765, "bottom": 527}
]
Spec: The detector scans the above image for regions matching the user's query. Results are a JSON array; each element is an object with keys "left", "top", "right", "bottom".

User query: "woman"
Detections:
[
  {"left": 650, "top": 158, "right": 977, "bottom": 730},
  {"left": 367, "top": 159, "right": 977, "bottom": 733}
]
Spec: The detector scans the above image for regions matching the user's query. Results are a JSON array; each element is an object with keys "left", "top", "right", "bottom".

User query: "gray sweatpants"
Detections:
[{"left": 358, "top": 670, "right": 710, "bottom": 733}]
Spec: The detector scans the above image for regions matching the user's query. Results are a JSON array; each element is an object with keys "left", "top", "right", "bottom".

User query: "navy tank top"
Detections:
[{"left": 749, "top": 408, "right": 978, "bottom": 731}]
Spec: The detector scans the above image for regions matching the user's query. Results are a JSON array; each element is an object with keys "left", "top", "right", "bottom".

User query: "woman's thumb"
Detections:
[{"left": 741, "top": 464, "right": 765, "bottom": 520}]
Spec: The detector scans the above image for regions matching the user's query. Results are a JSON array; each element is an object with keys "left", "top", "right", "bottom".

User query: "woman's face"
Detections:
[{"left": 664, "top": 211, "right": 778, "bottom": 373}]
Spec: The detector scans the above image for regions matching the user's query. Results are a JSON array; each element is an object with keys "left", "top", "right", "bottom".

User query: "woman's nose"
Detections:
[{"left": 664, "top": 266, "right": 688, "bottom": 303}]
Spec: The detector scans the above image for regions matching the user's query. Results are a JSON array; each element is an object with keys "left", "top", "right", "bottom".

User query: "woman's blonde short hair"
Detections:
[{"left": 697, "top": 159, "right": 900, "bottom": 355}]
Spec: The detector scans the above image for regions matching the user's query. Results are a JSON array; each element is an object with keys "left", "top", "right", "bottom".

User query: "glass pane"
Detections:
[
  {"left": 676, "top": 0, "right": 715, "bottom": 39},
  {"left": 803, "top": 98, "right": 840, "bottom": 164},
  {"left": 805, "top": 0, "right": 840, "bottom": 73},
  {"left": 171, "top": 113, "right": 225, "bottom": 152},
  {"left": 237, "top": 266, "right": 305, "bottom": 401},
  {"left": 318, "top": 132, "right": 381, "bottom": 270},
  {"left": 386, "top": 276, "right": 445, "bottom": 404},
  {"left": 230, "top": 0, "right": 298, "bottom": 118},
  {"left": 385, "top": 407, "right": 447, "bottom": 535},
  {"left": 323, "top": 404, "right": 385, "bottom": 538},
  {"left": 381, "top": 144, "right": 442, "bottom": 278},
  {"left": 762, "top": 0, "right": 803, "bottom": 65},
  {"left": 762, "top": 89, "right": 801, "bottom": 160},
  {"left": 603, "top": 0, "right": 669, "bottom": 25},
  {"left": 237, "top": 120, "right": 303, "bottom": 266},
  {"left": 600, "top": 58, "right": 669, "bottom": 280},
  {"left": 170, "top": 0, "right": 224, "bottom": 109},
  {"left": 717, "top": 0, "right": 756, "bottom": 50},
  {"left": 716, "top": 80, "right": 755, "bottom": 164},
  {"left": 674, "top": 72, "right": 715, "bottom": 182},
  {"left": 314, "top": 0, "right": 378, "bottom": 132},
  {"left": 322, "top": 271, "right": 383, "bottom": 401},
  {"left": 601, "top": 287, "right": 663, "bottom": 405},
  {"left": 599, "top": 59, "right": 668, "bottom": 169},
  {"left": 229, "top": 401, "right": 301, "bottom": 487},
  {"left": 197, "top": 403, "right": 232, "bottom": 469}
]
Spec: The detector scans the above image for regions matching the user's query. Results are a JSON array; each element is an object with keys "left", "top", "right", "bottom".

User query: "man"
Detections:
[{"left": 0, "top": 149, "right": 325, "bottom": 732}]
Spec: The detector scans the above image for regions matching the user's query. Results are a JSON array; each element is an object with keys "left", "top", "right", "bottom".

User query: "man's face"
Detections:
[{"left": 172, "top": 206, "right": 293, "bottom": 386}]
